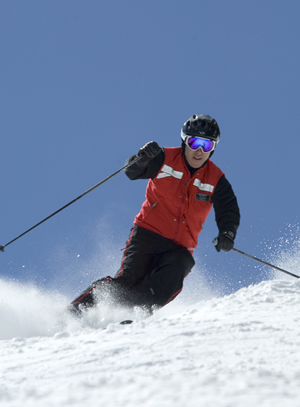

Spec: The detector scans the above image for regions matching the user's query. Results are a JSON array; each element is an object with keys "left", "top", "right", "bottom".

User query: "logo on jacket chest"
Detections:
[{"left": 195, "top": 193, "right": 210, "bottom": 202}]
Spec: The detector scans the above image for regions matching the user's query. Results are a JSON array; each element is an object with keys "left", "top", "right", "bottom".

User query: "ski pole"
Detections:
[
  {"left": 0, "top": 156, "right": 141, "bottom": 253},
  {"left": 232, "top": 247, "right": 299, "bottom": 279}
]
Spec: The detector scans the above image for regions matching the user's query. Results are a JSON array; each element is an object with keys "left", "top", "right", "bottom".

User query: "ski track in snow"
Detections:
[{"left": 1, "top": 277, "right": 300, "bottom": 407}]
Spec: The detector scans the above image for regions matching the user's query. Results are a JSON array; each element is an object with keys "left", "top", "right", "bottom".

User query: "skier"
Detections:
[{"left": 69, "top": 114, "right": 240, "bottom": 317}]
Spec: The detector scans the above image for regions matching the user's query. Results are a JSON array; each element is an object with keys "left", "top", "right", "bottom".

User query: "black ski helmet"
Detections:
[{"left": 181, "top": 114, "right": 220, "bottom": 144}]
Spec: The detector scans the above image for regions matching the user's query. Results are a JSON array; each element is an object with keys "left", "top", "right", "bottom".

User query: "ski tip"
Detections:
[{"left": 119, "top": 320, "right": 133, "bottom": 325}]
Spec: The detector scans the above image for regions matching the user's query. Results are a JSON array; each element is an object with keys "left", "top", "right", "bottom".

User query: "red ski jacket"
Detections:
[{"left": 133, "top": 147, "right": 224, "bottom": 252}]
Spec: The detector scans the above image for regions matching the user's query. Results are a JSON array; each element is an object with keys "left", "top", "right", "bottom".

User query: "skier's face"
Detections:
[{"left": 184, "top": 146, "right": 210, "bottom": 168}]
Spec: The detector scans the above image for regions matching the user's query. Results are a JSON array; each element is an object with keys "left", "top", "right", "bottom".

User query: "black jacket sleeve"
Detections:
[
  {"left": 212, "top": 175, "right": 240, "bottom": 237},
  {"left": 124, "top": 148, "right": 165, "bottom": 180}
]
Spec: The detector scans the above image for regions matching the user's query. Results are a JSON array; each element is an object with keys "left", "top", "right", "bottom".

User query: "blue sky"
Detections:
[{"left": 1, "top": 1, "right": 300, "bottom": 300}]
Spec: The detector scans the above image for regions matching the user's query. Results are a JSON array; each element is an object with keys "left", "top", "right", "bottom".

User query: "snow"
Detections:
[{"left": 1, "top": 272, "right": 300, "bottom": 406}]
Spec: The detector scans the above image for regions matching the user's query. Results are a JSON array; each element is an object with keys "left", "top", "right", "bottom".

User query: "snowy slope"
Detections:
[{"left": 1, "top": 276, "right": 300, "bottom": 407}]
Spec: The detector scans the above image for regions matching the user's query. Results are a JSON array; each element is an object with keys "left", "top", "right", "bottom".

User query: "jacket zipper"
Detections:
[{"left": 173, "top": 180, "right": 189, "bottom": 241}]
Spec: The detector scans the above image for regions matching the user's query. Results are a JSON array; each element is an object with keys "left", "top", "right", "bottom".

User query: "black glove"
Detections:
[
  {"left": 213, "top": 231, "right": 235, "bottom": 252},
  {"left": 136, "top": 141, "right": 161, "bottom": 166}
]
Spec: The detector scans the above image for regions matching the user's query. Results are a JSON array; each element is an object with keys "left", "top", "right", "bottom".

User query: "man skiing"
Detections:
[{"left": 69, "top": 114, "right": 240, "bottom": 317}]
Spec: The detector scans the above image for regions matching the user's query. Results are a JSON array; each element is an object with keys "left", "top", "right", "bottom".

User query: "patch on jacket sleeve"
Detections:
[{"left": 196, "top": 193, "right": 210, "bottom": 202}]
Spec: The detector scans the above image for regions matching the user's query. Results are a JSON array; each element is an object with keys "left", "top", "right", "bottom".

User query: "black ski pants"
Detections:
[
  {"left": 70, "top": 226, "right": 195, "bottom": 312},
  {"left": 115, "top": 226, "right": 195, "bottom": 307}
]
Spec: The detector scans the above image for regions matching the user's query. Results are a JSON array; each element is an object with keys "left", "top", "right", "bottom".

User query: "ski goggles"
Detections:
[{"left": 185, "top": 135, "right": 216, "bottom": 153}]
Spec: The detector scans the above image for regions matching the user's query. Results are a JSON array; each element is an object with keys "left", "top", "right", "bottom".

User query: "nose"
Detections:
[{"left": 194, "top": 148, "right": 204, "bottom": 155}]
